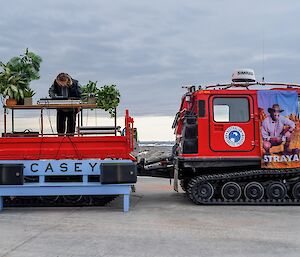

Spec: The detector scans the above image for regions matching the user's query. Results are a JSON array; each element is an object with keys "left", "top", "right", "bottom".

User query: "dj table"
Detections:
[{"left": 3, "top": 103, "right": 117, "bottom": 136}]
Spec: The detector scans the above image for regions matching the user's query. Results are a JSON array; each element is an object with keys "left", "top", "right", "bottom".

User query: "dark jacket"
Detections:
[{"left": 49, "top": 79, "right": 82, "bottom": 98}]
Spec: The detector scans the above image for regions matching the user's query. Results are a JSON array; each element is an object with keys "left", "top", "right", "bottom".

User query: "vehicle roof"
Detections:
[{"left": 192, "top": 82, "right": 300, "bottom": 95}]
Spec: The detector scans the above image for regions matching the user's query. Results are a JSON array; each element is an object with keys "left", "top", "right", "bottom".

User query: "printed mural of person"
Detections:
[{"left": 262, "top": 104, "right": 296, "bottom": 155}]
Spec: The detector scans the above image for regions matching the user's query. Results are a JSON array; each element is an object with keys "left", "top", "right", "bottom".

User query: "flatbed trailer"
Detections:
[{"left": 0, "top": 104, "right": 137, "bottom": 212}]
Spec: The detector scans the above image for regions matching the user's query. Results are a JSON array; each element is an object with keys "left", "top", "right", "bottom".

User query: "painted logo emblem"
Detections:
[{"left": 224, "top": 126, "right": 245, "bottom": 147}]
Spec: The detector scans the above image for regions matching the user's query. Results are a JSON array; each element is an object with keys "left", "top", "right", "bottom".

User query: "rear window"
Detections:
[{"left": 213, "top": 97, "right": 249, "bottom": 122}]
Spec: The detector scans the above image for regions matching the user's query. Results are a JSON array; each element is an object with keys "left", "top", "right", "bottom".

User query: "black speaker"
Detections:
[
  {"left": 0, "top": 164, "right": 24, "bottom": 185},
  {"left": 100, "top": 163, "right": 137, "bottom": 184}
]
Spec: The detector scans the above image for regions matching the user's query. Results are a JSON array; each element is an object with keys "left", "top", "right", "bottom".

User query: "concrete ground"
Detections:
[{"left": 1, "top": 177, "right": 300, "bottom": 257}]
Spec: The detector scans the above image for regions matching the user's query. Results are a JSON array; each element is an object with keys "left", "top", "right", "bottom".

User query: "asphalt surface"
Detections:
[{"left": 1, "top": 177, "right": 300, "bottom": 257}]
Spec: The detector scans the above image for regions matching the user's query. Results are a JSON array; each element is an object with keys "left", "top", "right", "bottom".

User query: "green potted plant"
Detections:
[
  {"left": 0, "top": 49, "right": 42, "bottom": 106},
  {"left": 0, "top": 62, "right": 26, "bottom": 106},
  {"left": 23, "top": 88, "right": 35, "bottom": 106},
  {"left": 97, "top": 85, "right": 120, "bottom": 117},
  {"left": 6, "top": 48, "right": 42, "bottom": 86},
  {"left": 81, "top": 80, "right": 98, "bottom": 104}
]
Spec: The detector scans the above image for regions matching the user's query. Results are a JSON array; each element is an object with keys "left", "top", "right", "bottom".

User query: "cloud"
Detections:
[{"left": 1, "top": 0, "right": 300, "bottom": 119}]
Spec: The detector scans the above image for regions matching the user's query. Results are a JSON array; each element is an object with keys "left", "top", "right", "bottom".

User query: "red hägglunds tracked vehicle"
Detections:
[{"left": 141, "top": 69, "right": 300, "bottom": 205}]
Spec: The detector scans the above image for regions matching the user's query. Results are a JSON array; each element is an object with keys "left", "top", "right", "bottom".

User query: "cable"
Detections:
[
  {"left": 46, "top": 108, "right": 55, "bottom": 134},
  {"left": 45, "top": 99, "right": 55, "bottom": 134},
  {"left": 54, "top": 135, "right": 66, "bottom": 160},
  {"left": 38, "top": 99, "right": 55, "bottom": 134},
  {"left": 67, "top": 136, "right": 82, "bottom": 159},
  {"left": 86, "top": 109, "right": 89, "bottom": 126},
  {"left": 95, "top": 109, "right": 97, "bottom": 126},
  {"left": 38, "top": 134, "right": 44, "bottom": 159}
]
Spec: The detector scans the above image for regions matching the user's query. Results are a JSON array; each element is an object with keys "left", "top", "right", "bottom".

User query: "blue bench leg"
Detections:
[
  {"left": 0, "top": 196, "right": 3, "bottom": 211},
  {"left": 123, "top": 194, "right": 129, "bottom": 212}
]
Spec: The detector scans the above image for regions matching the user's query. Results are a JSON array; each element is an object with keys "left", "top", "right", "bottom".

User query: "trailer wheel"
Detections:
[
  {"left": 221, "top": 182, "right": 242, "bottom": 201},
  {"left": 292, "top": 182, "right": 300, "bottom": 200},
  {"left": 187, "top": 177, "right": 214, "bottom": 204},
  {"left": 266, "top": 182, "right": 287, "bottom": 200},
  {"left": 244, "top": 182, "right": 264, "bottom": 201}
]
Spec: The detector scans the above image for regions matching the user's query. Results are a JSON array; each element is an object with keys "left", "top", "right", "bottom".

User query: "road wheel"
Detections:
[
  {"left": 221, "top": 182, "right": 242, "bottom": 201},
  {"left": 266, "top": 182, "right": 287, "bottom": 200},
  {"left": 40, "top": 196, "right": 59, "bottom": 203},
  {"left": 63, "top": 195, "right": 83, "bottom": 203},
  {"left": 292, "top": 182, "right": 300, "bottom": 200},
  {"left": 244, "top": 182, "right": 264, "bottom": 201},
  {"left": 187, "top": 177, "right": 214, "bottom": 204}
]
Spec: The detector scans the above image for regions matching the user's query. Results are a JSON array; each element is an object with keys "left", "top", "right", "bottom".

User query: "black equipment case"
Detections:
[
  {"left": 0, "top": 164, "right": 24, "bottom": 185},
  {"left": 100, "top": 163, "right": 137, "bottom": 184}
]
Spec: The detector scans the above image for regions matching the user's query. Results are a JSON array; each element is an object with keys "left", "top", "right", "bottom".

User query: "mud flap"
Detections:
[{"left": 173, "top": 158, "right": 179, "bottom": 192}]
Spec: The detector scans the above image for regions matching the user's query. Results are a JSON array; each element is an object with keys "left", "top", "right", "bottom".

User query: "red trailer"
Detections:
[{"left": 0, "top": 103, "right": 137, "bottom": 212}]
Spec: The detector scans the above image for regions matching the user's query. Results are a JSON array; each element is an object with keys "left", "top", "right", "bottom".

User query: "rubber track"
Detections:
[{"left": 186, "top": 168, "right": 300, "bottom": 205}]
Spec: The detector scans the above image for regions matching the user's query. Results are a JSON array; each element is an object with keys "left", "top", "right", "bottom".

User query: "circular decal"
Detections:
[{"left": 224, "top": 126, "right": 245, "bottom": 147}]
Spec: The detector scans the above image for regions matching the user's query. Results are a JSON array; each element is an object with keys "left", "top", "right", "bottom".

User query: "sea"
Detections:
[{"left": 138, "top": 141, "right": 174, "bottom": 147}]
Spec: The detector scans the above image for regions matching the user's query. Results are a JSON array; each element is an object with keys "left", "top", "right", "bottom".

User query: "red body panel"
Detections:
[{"left": 0, "top": 136, "right": 135, "bottom": 160}]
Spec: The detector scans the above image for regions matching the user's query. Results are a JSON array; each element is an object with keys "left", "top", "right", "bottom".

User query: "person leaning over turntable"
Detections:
[{"left": 49, "top": 73, "right": 82, "bottom": 135}]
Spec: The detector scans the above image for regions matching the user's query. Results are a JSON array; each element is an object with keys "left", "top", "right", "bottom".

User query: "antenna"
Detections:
[
  {"left": 262, "top": 31, "right": 265, "bottom": 82},
  {"left": 261, "top": 0, "right": 265, "bottom": 82}
]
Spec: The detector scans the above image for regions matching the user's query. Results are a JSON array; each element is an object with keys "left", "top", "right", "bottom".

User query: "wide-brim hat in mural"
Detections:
[{"left": 268, "top": 104, "right": 284, "bottom": 113}]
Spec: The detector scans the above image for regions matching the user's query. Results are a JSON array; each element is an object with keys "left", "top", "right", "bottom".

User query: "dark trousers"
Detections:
[{"left": 57, "top": 109, "right": 77, "bottom": 135}]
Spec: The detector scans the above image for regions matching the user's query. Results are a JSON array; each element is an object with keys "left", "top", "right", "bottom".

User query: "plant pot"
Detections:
[
  {"left": 87, "top": 97, "right": 96, "bottom": 104},
  {"left": 24, "top": 97, "right": 33, "bottom": 106},
  {"left": 5, "top": 98, "right": 17, "bottom": 106}
]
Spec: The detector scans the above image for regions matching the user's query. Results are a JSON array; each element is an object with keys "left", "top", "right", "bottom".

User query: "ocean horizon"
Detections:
[{"left": 138, "top": 141, "right": 174, "bottom": 147}]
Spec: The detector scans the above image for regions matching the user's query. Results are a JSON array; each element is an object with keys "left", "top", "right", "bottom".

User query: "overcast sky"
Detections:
[{"left": 1, "top": 0, "right": 300, "bottom": 139}]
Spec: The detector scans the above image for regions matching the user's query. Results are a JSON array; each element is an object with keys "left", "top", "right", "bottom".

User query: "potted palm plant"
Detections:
[
  {"left": 0, "top": 62, "right": 26, "bottom": 106},
  {"left": 0, "top": 49, "right": 42, "bottom": 106},
  {"left": 81, "top": 80, "right": 98, "bottom": 104},
  {"left": 23, "top": 88, "right": 35, "bottom": 106}
]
